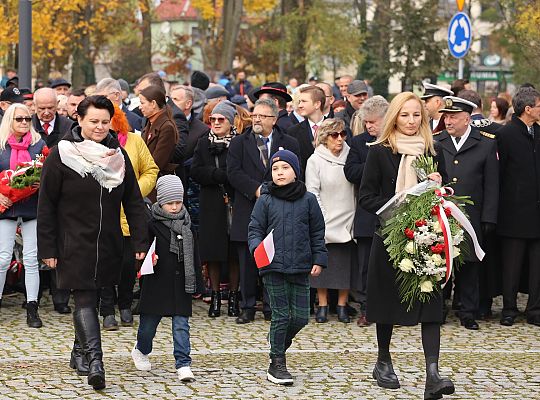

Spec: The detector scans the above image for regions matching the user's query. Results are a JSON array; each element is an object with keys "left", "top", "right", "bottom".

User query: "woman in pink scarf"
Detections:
[{"left": 0, "top": 103, "right": 47, "bottom": 328}]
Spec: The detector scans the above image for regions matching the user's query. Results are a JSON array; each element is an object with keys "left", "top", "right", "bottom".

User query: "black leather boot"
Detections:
[
  {"left": 208, "top": 290, "right": 221, "bottom": 317},
  {"left": 424, "top": 362, "right": 455, "bottom": 399},
  {"left": 315, "top": 305, "right": 328, "bottom": 323},
  {"left": 267, "top": 355, "right": 293, "bottom": 385},
  {"left": 73, "top": 308, "right": 106, "bottom": 390},
  {"left": 228, "top": 291, "right": 240, "bottom": 317},
  {"left": 372, "top": 359, "right": 400, "bottom": 389},
  {"left": 26, "top": 301, "right": 43, "bottom": 328},
  {"left": 69, "top": 335, "right": 90, "bottom": 376},
  {"left": 336, "top": 305, "right": 351, "bottom": 323}
]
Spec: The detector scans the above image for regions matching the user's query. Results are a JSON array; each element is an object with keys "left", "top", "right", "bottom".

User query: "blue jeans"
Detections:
[{"left": 136, "top": 314, "right": 192, "bottom": 369}]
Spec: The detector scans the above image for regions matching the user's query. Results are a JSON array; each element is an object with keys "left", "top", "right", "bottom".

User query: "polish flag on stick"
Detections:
[{"left": 254, "top": 229, "right": 275, "bottom": 269}]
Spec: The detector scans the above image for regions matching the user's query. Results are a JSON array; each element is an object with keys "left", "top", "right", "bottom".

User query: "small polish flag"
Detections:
[{"left": 254, "top": 229, "right": 275, "bottom": 269}]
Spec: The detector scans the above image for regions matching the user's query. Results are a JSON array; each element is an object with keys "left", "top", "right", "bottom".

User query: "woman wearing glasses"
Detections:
[
  {"left": 139, "top": 86, "right": 178, "bottom": 201},
  {"left": 305, "top": 118, "right": 356, "bottom": 323},
  {"left": 0, "top": 104, "right": 46, "bottom": 328},
  {"left": 191, "top": 101, "right": 241, "bottom": 318}
]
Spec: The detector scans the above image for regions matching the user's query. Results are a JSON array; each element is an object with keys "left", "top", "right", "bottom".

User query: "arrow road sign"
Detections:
[{"left": 448, "top": 12, "right": 472, "bottom": 59}]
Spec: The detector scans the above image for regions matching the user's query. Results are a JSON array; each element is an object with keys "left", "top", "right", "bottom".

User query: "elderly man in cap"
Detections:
[
  {"left": 421, "top": 82, "right": 454, "bottom": 132},
  {"left": 253, "top": 82, "right": 294, "bottom": 131},
  {"left": 496, "top": 87, "right": 540, "bottom": 327},
  {"left": 32, "top": 87, "right": 73, "bottom": 148},
  {"left": 49, "top": 78, "right": 71, "bottom": 96},
  {"left": 0, "top": 87, "right": 25, "bottom": 122},
  {"left": 335, "top": 80, "right": 369, "bottom": 128},
  {"left": 433, "top": 96, "right": 499, "bottom": 331}
]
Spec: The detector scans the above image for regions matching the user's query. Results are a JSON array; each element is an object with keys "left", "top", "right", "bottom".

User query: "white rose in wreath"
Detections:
[
  {"left": 399, "top": 258, "right": 414, "bottom": 273},
  {"left": 453, "top": 246, "right": 460, "bottom": 257},
  {"left": 431, "top": 254, "right": 444, "bottom": 266},
  {"left": 420, "top": 280, "right": 433, "bottom": 293},
  {"left": 405, "top": 241, "right": 415, "bottom": 254},
  {"left": 432, "top": 221, "right": 443, "bottom": 233}
]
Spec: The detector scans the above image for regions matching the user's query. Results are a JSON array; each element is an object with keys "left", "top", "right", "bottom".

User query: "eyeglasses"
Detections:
[
  {"left": 14, "top": 117, "right": 32, "bottom": 123},
  {"left": 209, "top": 116, "right": 226, "bottom": 124},
  {"left": 328, "top": 131, "right": 347, "bottom": 139},
  {"left": 251, "top": 114, "right": 275, "bottom": 120}
]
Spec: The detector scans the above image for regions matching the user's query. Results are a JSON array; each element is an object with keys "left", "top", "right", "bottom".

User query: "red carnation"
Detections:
[
  {"left": 444, "top": 207, "right": 452, "bottom": 216},
  {"left": 431, "top": 205, "right": 440, "bottom": 215},
  {"left": 42, "top": 146, "right": 50, "bottom": 157},
  {"left": 431, "top": 244, "right": 445, "bottom": 254},
  {"left": 404, "top": 228, "right": 415, "bottom": 239},
  {"left": 415, "top": 219, "right": 427, "bottom": 227}
]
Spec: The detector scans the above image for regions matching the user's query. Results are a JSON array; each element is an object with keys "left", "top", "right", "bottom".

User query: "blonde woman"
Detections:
[
  {"left": 358, "top": 92, "right": 453, "bottom": 399},
  {"left": 306, "top": 118, "right": 356, "bottom": 323},
  {"left": 0, "top": 103, "right": 47, "bottom": 327}
]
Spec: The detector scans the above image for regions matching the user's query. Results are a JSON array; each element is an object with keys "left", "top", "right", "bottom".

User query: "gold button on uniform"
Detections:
[
  {"left": 452, "top": 177, "right": 458, "bottom": 182},
  {"left": 454, "top": 160, "right": 459, "bottom": 165}
]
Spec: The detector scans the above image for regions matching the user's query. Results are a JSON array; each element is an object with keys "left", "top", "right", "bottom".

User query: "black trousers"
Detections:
[
  {"left": 50, "top": 271, "right": 71, "bottom": 307},
  {"left": 355, "top": 237, "right": 372, "bottom": 311},
  {"left": 456, "top": 262, "right": 479, "bottom": 319},
  {"left": 99, "top": 237, "right": 136, "bottom": 316},
  {"left": 236, "top": 241, "right": 269, "bottom": 313},
  {"left": 501, "top": 237, "right": 540, "bottom": 318}
]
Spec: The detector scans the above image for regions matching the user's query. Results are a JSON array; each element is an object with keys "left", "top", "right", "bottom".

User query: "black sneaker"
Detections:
[
  {"left": 26, "top": 301, "right": 43, "bottom": 328},
  {"left": 267, "top": 355, "right": 293, "bottom": 386}
]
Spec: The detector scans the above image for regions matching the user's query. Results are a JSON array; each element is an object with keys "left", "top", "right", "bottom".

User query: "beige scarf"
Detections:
[
  {"left": 394, "top": 132, "right": 425, "bottom": 193},
  {"left": 58, "top": 140, "right": 125, "bottom": 192}
]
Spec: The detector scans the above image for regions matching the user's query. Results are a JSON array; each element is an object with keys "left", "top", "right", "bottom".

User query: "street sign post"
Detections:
[{"left": 448, "top": 12, "right": 472, "bottom": 79}]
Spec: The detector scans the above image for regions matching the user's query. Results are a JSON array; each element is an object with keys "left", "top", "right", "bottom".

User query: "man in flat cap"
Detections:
[
  {"left": 421, "top": 82, "right": 453, "bottom": 132},
  {"left": 434, "top": 96, "right": 499, "bottom": 331},
  {"left": 49, "top": 78, "right": 71, "bottom": 96},
  {"left": 335, "top": 80, "right": 369, "bottom": 128}
]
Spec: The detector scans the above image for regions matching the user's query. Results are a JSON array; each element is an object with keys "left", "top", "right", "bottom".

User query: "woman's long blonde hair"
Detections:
[
  {"left": 373, "top": 92, "right": 435, "bottom": 155},
  {"left": 0, "top": 103, "right": 41, "bottom": 150}
]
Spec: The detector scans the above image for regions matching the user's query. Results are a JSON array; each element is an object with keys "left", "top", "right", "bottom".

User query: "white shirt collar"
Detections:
[
  {"left": 451, "top": 125, "right": 471, "bottom": 151},
  {"left": 41, "top": 117, "right": 56, "bottom": 132}
]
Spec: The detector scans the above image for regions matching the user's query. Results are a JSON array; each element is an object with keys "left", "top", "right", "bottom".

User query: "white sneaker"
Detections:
[
  {"left": 177, "top": 366, "right": 195, "bottom": 382},
  {"left": 131, "top": 344, "right": 151, "bottom": 371}
]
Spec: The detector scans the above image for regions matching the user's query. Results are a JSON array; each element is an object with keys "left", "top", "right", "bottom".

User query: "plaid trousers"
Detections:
[{"left": 262, "top": 272, "right": 310, "bottom": 357}]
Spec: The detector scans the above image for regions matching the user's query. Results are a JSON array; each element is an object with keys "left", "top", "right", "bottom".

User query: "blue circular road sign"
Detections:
[{"left": 448, "top": 12, "right": 472, "bottom": 59}]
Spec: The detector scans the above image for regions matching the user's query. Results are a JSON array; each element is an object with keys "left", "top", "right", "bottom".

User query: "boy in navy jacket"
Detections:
[{"left": 248, "top": 149, "right": 327, "bottom": 385}]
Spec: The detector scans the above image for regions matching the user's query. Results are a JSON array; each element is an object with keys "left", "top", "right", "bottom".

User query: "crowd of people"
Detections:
[{"left": 0, "top": 67, "right": 539, "bottom": 399}]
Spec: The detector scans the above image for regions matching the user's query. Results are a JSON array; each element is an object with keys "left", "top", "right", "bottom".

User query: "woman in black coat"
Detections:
[
  {"left": 191, "top": 100, "right": 239, "bottom": 318},
  {"left": 358, "top": 92, "right": 454, "bottom": 400},
  {"left": 37, "top": 96, "right": 148, "bottom": 391}
]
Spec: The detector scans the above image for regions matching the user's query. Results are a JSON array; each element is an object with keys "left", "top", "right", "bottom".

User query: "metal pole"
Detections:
[
  {"left": 458, "top": 59, "right": 464, "bottom": 80},
  {"left": 18, "top": 0, "right": 32, "bottom": 89}
]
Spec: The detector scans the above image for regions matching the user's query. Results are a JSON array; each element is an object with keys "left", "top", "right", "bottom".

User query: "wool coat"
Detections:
[
  {"left": 37, "top": 128, "right": 148, "bottom": 290},
  {"left": 139, "top": 218, "right": 193, "bottom": 317},
  {"left": 248, "top": 183, "right": 328, "bottom": 276},
  {"left": 191, "top": 136, "right": 233, "bottom": 262},
  {"left": 358, "top": 142, "right": 447, "bottom": 325},
  {"left": 226, "top": 126, "right": 300, "bottom": 242},
  {"left": 343, "top": 131, "right": 378, "bottom": 238},
  {"left": 286, "top": 119, "right": 315, "bottom": 180},
  {"left": 305, "top": 143, "right": 355, "bottom": 244},
  {"left": 32, "top": 113, "right": 74, "bottom": 148},
  {"left": 496, "top": 116, "right": 540, "bottom": 238}
]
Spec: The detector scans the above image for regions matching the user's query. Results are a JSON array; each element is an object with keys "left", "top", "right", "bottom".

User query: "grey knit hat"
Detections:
[
  {"left": 156, "top": 175, "right": 184, "bottom": 206},
  {"left": 211, "top": 100, "right": 237, "bottom": 125}
]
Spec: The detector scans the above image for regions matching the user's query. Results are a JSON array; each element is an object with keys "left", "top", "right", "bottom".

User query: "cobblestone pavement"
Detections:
[{"left": 1, "top": 293, "right": 539, "bottom": 399}]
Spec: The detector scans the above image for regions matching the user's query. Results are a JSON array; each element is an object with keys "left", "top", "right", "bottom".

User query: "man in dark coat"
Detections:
[
  {"left": 335, "top": 80, "right": 369, "bottom": 129},
  {"left": 286, "top": 86, "right": 326, "bottom": 179},
  {"left": 32, "top": 87, "right": 73, "bottom": 148},
  {"left": 435, "top": 96, "right": 499, "bottom": 330},
  {"left": 344, "top": 95, "right": 389, "bottom": 326},
  {"left": 227, "top": 98, "right": 300, "bottom": 323},
  {"left": 233, "top": 71, "right": 253, "bottom": 97},
  {"left": 253, "top": 82, "right": 294, "bottom": 132},
  {"left": 496, "top": 87, "right": 540, "bottom": 327}
]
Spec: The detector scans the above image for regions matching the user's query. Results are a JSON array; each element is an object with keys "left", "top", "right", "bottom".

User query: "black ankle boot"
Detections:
[
  {"left": 336, "top": 305, "right": 351, "bottom": 323},
  {"left": 267, "top": 355, "right": 293, "bottom": 385},
  {"left": 70, "top": 335, "right": 90, "bottom": 376},
  {"left": 228, "top": 290, "right": 240, "bottom": 317},
  {"left": 373, "top": 359, "right": 400, "bottom": 389},
  {"left": 424, "top": 362, "right": 455, "bottom": 399},
  {"left": 208, "top": 290, "right": 221, "bottom": 317},
  {"left": 315, "top": 305, "right": 328, "bottom": 323},
  {"left": 73, "top": 308, "right": 106, "bottom": 390},
  {"left": 26, "top": 301, "right": 43, "bottom": 328}
]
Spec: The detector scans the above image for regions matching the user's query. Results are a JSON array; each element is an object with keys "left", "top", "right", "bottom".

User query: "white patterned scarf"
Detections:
[{"left": 58, "top": 140, "right": 125, "bottom": 192}]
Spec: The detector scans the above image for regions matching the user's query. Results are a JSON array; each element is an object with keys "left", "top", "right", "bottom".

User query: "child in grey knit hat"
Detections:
[{"left": 132, "top": 175, "right": 196, "bottom": 383}]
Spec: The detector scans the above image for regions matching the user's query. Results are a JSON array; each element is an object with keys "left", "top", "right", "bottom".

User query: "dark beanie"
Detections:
[
  {"left": 271, "top": 149, "right": 301, "bottom": 179},
  {"left": 140, "top": 85, "right": 166, "bottom": 108},
  {"left": 191, "top": 71, "right": 210, "bottom": 91},
  {"left": 156, "top": 175, "right": 184, "bottom": 206}
]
